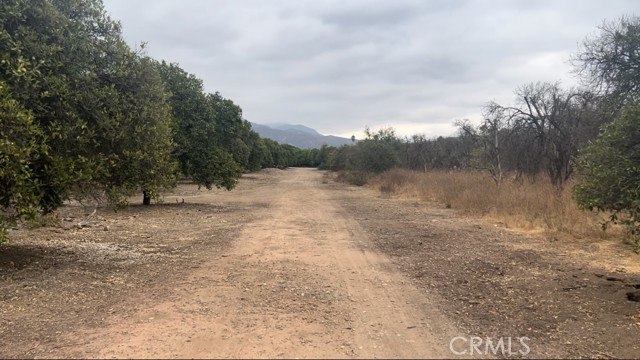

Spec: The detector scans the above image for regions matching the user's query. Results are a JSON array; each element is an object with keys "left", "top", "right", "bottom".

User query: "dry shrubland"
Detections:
[{"left": 369, "top": 168, "right": 621, "bottom": 240}]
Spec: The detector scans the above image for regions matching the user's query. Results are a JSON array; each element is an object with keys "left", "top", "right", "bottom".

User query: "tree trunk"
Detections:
[
  {"left": 142, "top": 190, "right": 151, "bottom": 205},
  {"left": 494, "top": 127, "right": 502, "bottom": 188}
]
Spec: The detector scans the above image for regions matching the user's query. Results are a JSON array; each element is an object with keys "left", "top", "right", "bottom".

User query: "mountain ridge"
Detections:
[
  {"left": 250, "top": 122, "right": 353, "bottom": 149},
  {"left": 269, "top": 123, "right": 320, "bottom": 136}
]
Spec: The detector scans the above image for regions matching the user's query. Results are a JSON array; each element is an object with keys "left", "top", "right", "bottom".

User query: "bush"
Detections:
[
  {"left": 336, "top": 171, "right": 371, "bottom": 186},
  {"left": 573, "top": 104, "right": 640, "bottom": 248}
]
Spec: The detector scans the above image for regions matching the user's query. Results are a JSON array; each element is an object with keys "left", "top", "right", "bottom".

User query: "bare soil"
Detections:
[{"left": 1, "top": 168, "right": 639, "bottom": 358}]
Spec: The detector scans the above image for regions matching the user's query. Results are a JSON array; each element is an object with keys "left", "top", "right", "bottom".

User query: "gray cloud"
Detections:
[{"left": 103, "top": 0, "right": 638, "bottom": 138}]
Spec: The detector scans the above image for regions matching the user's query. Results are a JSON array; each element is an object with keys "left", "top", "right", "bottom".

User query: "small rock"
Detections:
[
  {"left": 627, "top": 291, "right": 640, "bottom": 302},
  {"left": 103, "top": 226, "right": 109, "bottom": 231}
]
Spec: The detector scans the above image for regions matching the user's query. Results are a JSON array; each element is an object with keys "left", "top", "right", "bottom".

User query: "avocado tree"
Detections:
[
  {"left": 0, "top": 80, "right": 45, "bottom": 237},
  {"left": 244, "top": 130, "right": 268, "bottom": 171},
  {"left": 207, "top": 92, "right": 253, "bottom": 170},
  {"left": 0, "top": 0, "right": 179, "bottom": 236},
  {"left": 155, "top": 61, "right": 241, "bottom": 191},
  {"left": 96, "top": 50, "right": 177, "bottom": 206}
]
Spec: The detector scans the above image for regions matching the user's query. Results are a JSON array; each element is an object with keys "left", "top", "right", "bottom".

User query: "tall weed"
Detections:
[{"left": 370, "top": 169, "right": 618, "bottom": 239}]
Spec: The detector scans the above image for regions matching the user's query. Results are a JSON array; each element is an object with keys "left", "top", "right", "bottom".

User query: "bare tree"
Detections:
[
  {"left": 496, "top": 82, "right": 594, "bottom": 188},
  {"left": 478, "top": 104, "right": 514, "bottom": 187},
  {"left": 573, "top": 16, "right": 640, "bottom": 105},
  {"left": 408, "top": 134, "right": 433, "bottom": 173}
]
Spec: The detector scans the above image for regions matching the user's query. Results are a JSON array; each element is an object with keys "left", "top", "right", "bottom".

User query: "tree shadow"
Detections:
[{"left": 0, "top": 243, "right": 74, "bottom": 271}]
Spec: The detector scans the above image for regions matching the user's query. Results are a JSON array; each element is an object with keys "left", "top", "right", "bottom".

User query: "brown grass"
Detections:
[
  {"left": 369, "top": 168, "right": 621, "bottom": 240},
  {"left": 335, "top": 170, "right": 371, "bottom": 186}
]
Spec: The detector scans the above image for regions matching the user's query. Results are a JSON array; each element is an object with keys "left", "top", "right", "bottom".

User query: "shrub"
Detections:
[{"left": 574, "top": 104, "right": 640, "bottom": 248}]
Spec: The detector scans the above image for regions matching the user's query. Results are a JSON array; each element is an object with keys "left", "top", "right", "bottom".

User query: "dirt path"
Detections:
[
  {"left": 59, "top": 168, "right": 461, "bottom": 358},
  {"left": 3, "top": 168, "right": 639, "bottom": 358}
]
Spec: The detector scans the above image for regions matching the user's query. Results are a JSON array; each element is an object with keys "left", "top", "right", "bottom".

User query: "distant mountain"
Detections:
[
  {"left": 269, "top": 123, "right": 320, "bottom": 136},
  {"left": 251, "top": 123, "right": 354, "bottom": 149}
]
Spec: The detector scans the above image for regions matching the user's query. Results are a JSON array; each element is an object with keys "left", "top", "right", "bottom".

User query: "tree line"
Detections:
[
  {"left": 1, "top": 2, "right": 638, "bottom": 242},
  {"left": 0, "top": 0, "right": 311, "bottom": 238},
  {"left": 319, "top": 16, "right": 640, "bottom": 241}
]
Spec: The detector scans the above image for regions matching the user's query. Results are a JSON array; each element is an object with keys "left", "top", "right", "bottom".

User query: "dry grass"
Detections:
[
  {"left": 335, "top": 170, "right": 371, "bottom": 186},
  {"left": 370, "top": 168, "right": 622, "bottom": 240}
]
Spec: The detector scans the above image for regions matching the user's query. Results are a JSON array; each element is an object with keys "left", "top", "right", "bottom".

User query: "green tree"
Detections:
[
  {"left": 1, "top": 0, "right": 178, "bottom": 230},
  {"left": 350, "top": 140, "right": 400, "bottom": 174},
  {"left": 352, "top": 127, "right": 402, "bottom": 173},
  {"left": 207, "top": 92, "right": 252, "bottom": 170},
  {"left": 1, "top": 0, "right": 123, "bottom": 213},
  {"left": 95, "top": 51, "right": 177, "bottom": 206},
  {"left": 573, "top": 104, "right": 640, "bottom": 247},
  {"left": 317, "top": 145, "right": 336, "bottom": 170},
  {"left": 155, "top": 61, "right": 241, "bottom": 190},
  {"left": 0, "top": 81, "right": 45, "bottom": 238},
  {"left": 325, "top": 127, "right": 401, "bottom": 177},
  {"left": 245, "top": 130, "right": 267, "bottom": 171}
]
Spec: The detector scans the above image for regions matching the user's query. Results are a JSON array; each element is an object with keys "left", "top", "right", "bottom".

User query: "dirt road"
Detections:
[
  {"left": 2, "top": 168, "right": 639, "bottom": 358},
  {"left": 73, "top": 168, "right": 461, "bottom": 358}
]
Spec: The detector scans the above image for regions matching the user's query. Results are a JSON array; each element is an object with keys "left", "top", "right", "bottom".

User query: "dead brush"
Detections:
[
  {"left": 378, "top": 182, "right": 397, "bottom": 197},
  {"left": 336, "top": 170, "right": 371, "bottom": 186},
  {"left": 371, "top": 169, "right": 621, "bottom": 240}
]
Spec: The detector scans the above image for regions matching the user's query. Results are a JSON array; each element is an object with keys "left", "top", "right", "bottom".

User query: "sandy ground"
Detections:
[{"left": 1, "top": 168, "right": 639, "bottom": 358}]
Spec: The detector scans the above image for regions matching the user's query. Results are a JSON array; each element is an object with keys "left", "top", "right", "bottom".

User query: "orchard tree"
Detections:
[
  {"left": 0, "top": 81, "right": 44, "bottom": 237},
  {"left": 207, "top": 92, "right": 252, "bottom": 169},
  {"left": 1, "top": 0, "right": 122, "bottom": 213},
  {"left": 95, "top": 50, "right": 177, "bottom": 206},
  {"left": 244, "top": 130, "right": 267, "bottom": 171},
  {"left": 155, "top": 61, "right": 241, "bottom": 190},
  {"left": 1, "top": 0, "right": 180, "bottom": 232}
]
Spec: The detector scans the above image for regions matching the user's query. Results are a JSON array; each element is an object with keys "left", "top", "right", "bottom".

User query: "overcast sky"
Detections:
[{"left": 102, "top": 0, "right": 637, "bottom": 138}]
